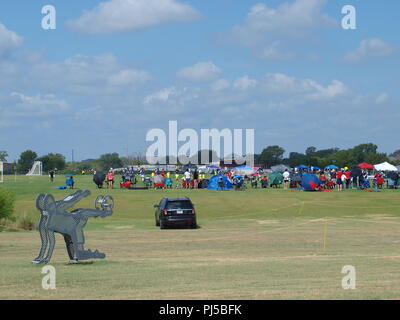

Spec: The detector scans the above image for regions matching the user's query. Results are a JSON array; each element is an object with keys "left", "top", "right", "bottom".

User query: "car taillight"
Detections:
[
  {"left": 191, "top": 209, "right": 196, "bottom": 215},
  {"left": 162, "top": 209, "right": 168, "bottom": 216}
]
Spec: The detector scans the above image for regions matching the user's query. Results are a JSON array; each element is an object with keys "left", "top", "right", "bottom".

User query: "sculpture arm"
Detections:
[
  {"left": 71, "top": 208, "right": 113, "bottom": 218},
  {"left": 57, "top": 190, "right": 91, "bottom": 210}
]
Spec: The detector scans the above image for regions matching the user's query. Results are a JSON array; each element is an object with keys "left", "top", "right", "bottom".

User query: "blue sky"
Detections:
[{"left": 0, "top": 0, "right": 399, "bottom": 161}]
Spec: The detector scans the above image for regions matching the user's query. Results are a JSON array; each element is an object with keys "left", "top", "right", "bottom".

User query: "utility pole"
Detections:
[{"left": 72, "top": 149, "right": 74, "bottom": 163}]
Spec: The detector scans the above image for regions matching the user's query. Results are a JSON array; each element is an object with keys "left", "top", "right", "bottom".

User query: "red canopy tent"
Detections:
[{"left": 358, "top": 162, "right": 374, "bottom": 169}]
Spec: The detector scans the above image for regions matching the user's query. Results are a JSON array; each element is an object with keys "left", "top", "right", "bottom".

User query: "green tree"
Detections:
[
  {"left": 305, "top": 146, "right": 317, "bottom": 156},
  {"left": 98, "top": 153, "right": 123, "bottom": 171},
  {"left": 259, "top": 145, "right": 285, "bottom": 168},
  {"left": 329, "top": 149, "right": 354, "bottom": 168},
  {"left": 0, "top": 151, "right": 8, "bottom": 162},
  {"left": 17, "top": 150, "right": 37, "bottom": 173},
  {"left": 365, "top": 153, "right": 388, "bottom": 165},
  {"left": 0, "top": 188, "right": 15, "bottom": 228},
  {"left": 351, "top": 143, "right": 379, "bottom": 164},
  {"left": 37, "top": 153, "right": 66, "bottom": 172},
  {"left": 287, "top": 152, "right": 307, "bottom": 167}
]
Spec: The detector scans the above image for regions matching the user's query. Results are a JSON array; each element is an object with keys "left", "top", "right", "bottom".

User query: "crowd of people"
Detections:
[
  {"left": 117, "top": 166, "right": 399, "bottom": 191},
  {"left": 280, "top": 167, "right": 399, "bottom": 191},
  {"left": 119, "top": 167, "right": 209, "bottom": 189},
  {"left": 53, "top": 165, "right": 400, "bottom": 191}
]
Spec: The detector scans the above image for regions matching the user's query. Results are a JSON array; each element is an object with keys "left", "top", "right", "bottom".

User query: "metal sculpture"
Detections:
[{"left": 32, "top": 190, "right": 114, "bottom": 264}]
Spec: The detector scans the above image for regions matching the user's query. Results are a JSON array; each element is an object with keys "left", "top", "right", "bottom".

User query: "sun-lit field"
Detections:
[{"left": 1, "top": 174, "right": 400, "bottom": 299}]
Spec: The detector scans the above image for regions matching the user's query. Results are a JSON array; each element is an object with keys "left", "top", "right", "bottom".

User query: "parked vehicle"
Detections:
[{"left": 154, "top": 197, "right": 197, "bottom": 229}]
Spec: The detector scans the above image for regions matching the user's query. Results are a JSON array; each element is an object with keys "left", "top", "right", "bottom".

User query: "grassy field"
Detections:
[{"left": 1, "top": 174, "right": 400, "bottom": 300}]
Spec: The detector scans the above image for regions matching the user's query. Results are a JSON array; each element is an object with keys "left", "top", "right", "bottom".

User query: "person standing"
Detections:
[
  {"left": 283, "top": 169, "right": 290, "bottom": 189},
  {"left": 319, "top": 171, "right": 327, "bottom": 189},
  {"left": 330, "top": 169, "right": 337, "bottom": 185},
  {"left": 184, "top": 170, "right": 191, "bottom": 189},
  {"left": 193, "top": 169, "right": 199, "bottom": 189},
  {"left": 66, "top": 176, "right": 75, "bottom": 189},
  {"left": 337, "top": 169, "right": 343, "bottom": 191},
  {"left": 107, "top": 170, "right": 114, "bottom": 189},
  {"left": 344, "top": 169, "right": 351, "bottom": 189},
  {"left": 49, "top": 169, "right": 55, "bottom": 182}
]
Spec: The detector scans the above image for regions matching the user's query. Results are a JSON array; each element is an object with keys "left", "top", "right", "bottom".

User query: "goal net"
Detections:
[
  {"left": 0, "top": 162, "right": 3, "bottom": 183},
  {"left": 26, "top": 161, "right": 43, "bottom": 176}
]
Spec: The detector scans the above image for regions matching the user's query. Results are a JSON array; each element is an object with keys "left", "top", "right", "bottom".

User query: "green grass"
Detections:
[{"left": 1, "top": 174, "right": 400, "bottom": 299}]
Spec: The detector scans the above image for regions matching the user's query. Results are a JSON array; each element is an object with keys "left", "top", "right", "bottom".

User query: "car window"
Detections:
[
  {"left": 166, "top": 201, "right": 193, "bottom": 210},
  {"left": 159, "top": 199, "right": 166, "bottom": 208}
]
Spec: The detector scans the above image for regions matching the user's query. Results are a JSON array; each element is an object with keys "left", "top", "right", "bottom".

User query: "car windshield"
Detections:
[{"left": 166, "top": 201, "right": 193, "bottom": 210}]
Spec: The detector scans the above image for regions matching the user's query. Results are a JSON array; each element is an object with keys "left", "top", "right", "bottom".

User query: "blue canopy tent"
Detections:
[
  {"left": 297, "top": 164, "right": 308, "bottom": 169},
  {"left": 325, "top": 165, "right": 339, "bottom": 170},
  {"left": 302, "top": 173, "right": 320, "bottom": 191},
  {"left": 207, "top": 174, "right": 233, "bottom": 190}
]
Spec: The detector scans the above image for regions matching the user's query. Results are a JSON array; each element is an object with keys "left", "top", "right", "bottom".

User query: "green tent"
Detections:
[{"left": 269, "top": 172, "right": 283, "bottom": 186}]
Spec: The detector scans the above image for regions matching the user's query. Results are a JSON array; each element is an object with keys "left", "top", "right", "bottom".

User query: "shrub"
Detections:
[
  {"left": 0, "top": 188, "right": 15, "bottom": 228},
  {"left": 17, "top": 213, "right": 36, "bottom": 231}
]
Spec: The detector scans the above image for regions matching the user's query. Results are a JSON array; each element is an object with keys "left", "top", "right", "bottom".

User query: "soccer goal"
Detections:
[
  {"left": 0, "top": 161, "right": 3, "bottom": 183},
  {"left": 26, "top": 161, "right": 43, "bottom": 176}
]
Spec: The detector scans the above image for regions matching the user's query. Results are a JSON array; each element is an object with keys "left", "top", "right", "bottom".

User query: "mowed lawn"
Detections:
[{"left": 1, "top": 174, "right": 400, "bottom": 300}]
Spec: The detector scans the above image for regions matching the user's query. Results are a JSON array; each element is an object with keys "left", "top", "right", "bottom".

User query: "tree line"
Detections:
[
  {"left": 1, "top": 143, "right": 399, "bottom": 174},
  {"left": 256, "top": 143, "right": 398, "bottom": 169}
]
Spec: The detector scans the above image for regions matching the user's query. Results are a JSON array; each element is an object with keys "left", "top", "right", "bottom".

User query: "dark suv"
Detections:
[{"left": 154, "top": 197, "right": 197, "bottom": 229}]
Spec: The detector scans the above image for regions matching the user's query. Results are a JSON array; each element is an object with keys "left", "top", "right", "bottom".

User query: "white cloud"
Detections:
[
  {"left": 259, "top": 42, "right": 294, "bottom": 60},
  {"left": 344, "top": 38, "right": 395, "bottom": 62},
  {"left": 0, "top": 23, "right": 23, "bottom": 55},
  {"left": 307, "top": 79, "right": 347, "bottom": 100},
  {"left": 210, "top": 79, "right": 231, "bottom": 91},
  {"left": 143, "top": 86, "right": 200, "bottom": 115},
  {"left": 144, "top": 87, "right": 178, "bottom": 104},
  {"left": 227, "top": 0, "right": 334, "bottom": 46},
  {"left": 262, "top": 73, "right": 347, "bottom": 100},
  {"left": 177, "top": 61, "right": 222, "bottom": 82},
  {"left": 6, "top": 92, "right": 69, "bottom": 117},
  {"left": 375, "top": 93, "right": 389, "bottom": 105},
  {"left": 24, "top": 54, "right": 152, "bottom": 95},
  {"left": 67, "top": 0, "right": 201, "bottom": 34},
  {"left": 233, "top": 76, "right": 258, "bottom": 90},
  {"left": 108, "top": 69, "right": 152, "bottom": 86}
]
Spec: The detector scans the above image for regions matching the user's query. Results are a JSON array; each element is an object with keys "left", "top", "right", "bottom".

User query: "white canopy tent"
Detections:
[
  {"left": 234, "top": 165, "right": 256, "bottom": 175},
  {"left": 374, "top": 162, "right": 398, "bottom": 172}
]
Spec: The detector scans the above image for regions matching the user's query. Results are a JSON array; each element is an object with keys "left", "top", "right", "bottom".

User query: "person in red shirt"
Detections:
[
  {"left": 344, "top": 170, "right": 351, "bottom": 189},
  {"left": 107, "top": 170, "right": 114, "bottom": 189},
  {"left": 319, "top": 171, "right": 327, "bottom": 189},
  {"left": 336, "top": 170, "right": 344, "bottom": 191}
]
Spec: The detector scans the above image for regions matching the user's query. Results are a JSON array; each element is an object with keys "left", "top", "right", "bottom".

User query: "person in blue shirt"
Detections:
[{"left": 66, "top": 176, "right": 75, "bottom": 189}]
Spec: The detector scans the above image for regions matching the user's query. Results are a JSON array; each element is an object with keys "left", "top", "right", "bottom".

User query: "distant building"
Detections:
[{"left": 2, "top": 162, "right": 14, "bottom": 174}]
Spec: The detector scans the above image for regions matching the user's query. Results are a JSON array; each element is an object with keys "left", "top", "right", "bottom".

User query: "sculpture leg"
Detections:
[
  {"left": 63, "top": 234, "right": 75, "bottom": 261},
  {"left": 32, "top": 214, "right": 48, "bottom": 263},
  {"left": 43, "top": 231, "right": 56, "bottom": 264},
  {"left": 73, "top": 221, "right": 105, "bottom": 261}
]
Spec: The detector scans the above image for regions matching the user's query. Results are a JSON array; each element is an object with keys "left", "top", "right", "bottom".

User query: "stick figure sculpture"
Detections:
[{"left": 32, "top": 190, "right": 114, "bottom": 264}]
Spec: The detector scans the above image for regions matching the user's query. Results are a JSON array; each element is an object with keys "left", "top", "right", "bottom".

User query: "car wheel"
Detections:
[
  {"left": 160, "top": 220, "right": 166, "bottom": 229},
  {"left": 155, "top": 214, "right": 160, "bottom": 226}
]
